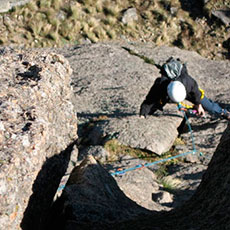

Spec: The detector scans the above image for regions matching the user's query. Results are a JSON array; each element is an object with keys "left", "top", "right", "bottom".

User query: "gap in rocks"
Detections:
[{"left": 20, "top": 141, "right": 78, "bottom": 230}]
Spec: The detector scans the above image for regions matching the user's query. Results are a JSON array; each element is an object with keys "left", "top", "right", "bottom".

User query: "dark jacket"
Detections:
[{"left": 140, "top": 64, "right": 202, "bottom": 116}]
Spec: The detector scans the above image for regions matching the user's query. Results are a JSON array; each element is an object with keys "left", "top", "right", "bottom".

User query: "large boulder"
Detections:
[
  {"left": 46, "top": 155, "right": 152, "bottom": 229},
  {"left": 0, "top": 48, "right": 78, "bottom": 229},
  {"left": 87, "top": 109, "right": 183, "bottom": 154},
  {"left": 0, "top": 0, "right": 31, "bottom": 13}
]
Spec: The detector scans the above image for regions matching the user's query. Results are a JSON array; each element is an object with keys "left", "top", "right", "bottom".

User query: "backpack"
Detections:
[{"left": 162, "top": 57, "right": 183, "bottom": 80}]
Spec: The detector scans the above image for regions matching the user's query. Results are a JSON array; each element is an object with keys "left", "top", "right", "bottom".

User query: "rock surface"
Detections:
[
  {"left": 1, "top": 42, "right": 230, "bottom": 229},
  {"left": 0, "top": 47, "right": 78, "bottom": 229},
  {"left": 50, "top": 123, "right": 230, "bottom": 229},
  {"left": 0, "top": 0, "right": 31, "bottom": 13},
  {"left": 47, "top": 155, "right": 152, "bottom": 229},
  {"left": 51, "top": 42, "right": 230, "bottom": 229},
  {"left": 60, "top": 43, "right": 186, "bottom": 155},
  {"left": 60, "top": 42, "right": 229, "bottom": 156},
  {"left": 121, "top": 7, "right": 138, "bottom": 25},
  {"left": 212, "top": 9, "right": 230, "bottom": 26},
  {"left": 87, "top": 110, "right": 183, "bottom": 154}
]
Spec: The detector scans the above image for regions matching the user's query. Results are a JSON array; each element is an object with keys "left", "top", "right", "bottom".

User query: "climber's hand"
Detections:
[{"left": 194, "top": 104, "right": 205, "bottom": 117}]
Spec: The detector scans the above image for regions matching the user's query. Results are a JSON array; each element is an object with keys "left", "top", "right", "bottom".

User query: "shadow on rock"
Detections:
[
  {"left": 45, "top": 155, "right": 153, "bottom": 230},
  {"left": 77, "top": 111, "right": 137, "bottom": 119},
  {"left": 20, "top": 142, "right": 77, "bottom": 230}
]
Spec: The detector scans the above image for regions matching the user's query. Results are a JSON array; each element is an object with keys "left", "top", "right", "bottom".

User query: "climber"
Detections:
[{"left": 139, "top": 57, "right": 230, "bottom": 120}]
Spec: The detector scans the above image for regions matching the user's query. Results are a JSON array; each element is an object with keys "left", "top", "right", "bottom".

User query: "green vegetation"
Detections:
[
  {"left": 0, "top": 0, "right": 229, "bottom": 59},
  {"left": 104, "top": 139, "right": 153, "bottom": 162},
  {"left": 104, "top": 137, "right": 186, "bottom": 164},
  {"left": 122, "top": 47, "right": 156, "bottom": 65},
  {"left": 104, "top": 137, "right": 186, "bottom": 192},
  {"left": 158, "top": 175, "right": 181, "bottom": 193}
]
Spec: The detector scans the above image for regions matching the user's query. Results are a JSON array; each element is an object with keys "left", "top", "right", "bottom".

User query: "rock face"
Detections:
[
  {"left": 0, "top": 48, "right": 78, "bottom": 229},
  {"left": 47, "top": 42, "right": 230, "bottom": 229},
  {"left": 158, "top": 123, "right": 230, "bottom": 230},
  {"left": 121, "top": 7, "right": 138, "bottom": 25},
  {"left": 0, "top": 0, "right": 31, "bottom": 13},
  {"left": 47, "top": 155, "right": 152, "bottom": 229},
  {"left": 50, "top": 124, "right": 230, "bottom": 229},
  {"left": 87, "top": 109, "right": 183, "bottom": 154},
  {"left": 61, "top": 42, "right": 229, "bottom": 157},
  {"left": 212, "top": 9, "right": 230, "bottom": 26},
  {"left": 61, "top": 43, "right": 185, "bottom": 155},
  {"left": 1, "top": 42, "right": 230, "bottom": 229}
]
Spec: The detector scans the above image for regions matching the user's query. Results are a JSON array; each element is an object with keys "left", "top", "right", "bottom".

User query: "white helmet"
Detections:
[{"left": 167, "top": 81, "right": 186, "bottom": 103}]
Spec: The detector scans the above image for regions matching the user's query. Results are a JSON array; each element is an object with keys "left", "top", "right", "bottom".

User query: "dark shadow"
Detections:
[
  {"left": 20, "top": 141, "right": 77, "bottom": 230},
  {"left": 161, "top": 112, "right": 184, "bottom": 118},
  {"left": 17, "top": 65, "right": 42, "bottom": 85},
  {"left": 77, "top": 109, "right": 183, "bottom": 120},
  {"left": 223, "top": 37, "right": 230, "bottom": 58},
  {"left": 179, "top": 0, "right": 205, "bottom": 19},
  {"left": 215, "top": 101, "right": 230, "bottom": 110},
  {"left": 77, "top": 111, "right": 137, "bottom": 120},
  {"left": 222, "top": 37, "right": 230, "bottom": 59},
  {"left": 182, "top": 171, "right": 204, "bottom": 180},
  {"left": 188, "top": 119, "right": 220, "bottom": 132}
]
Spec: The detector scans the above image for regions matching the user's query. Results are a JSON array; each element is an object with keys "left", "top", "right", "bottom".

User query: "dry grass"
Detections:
[
  {"left": 104, "top": 139, "right": 155, "bottom": 162},
  {"left": 0, "top": 0, "right": 229, "bottom": 59},
  {"left": 103, "top": 136, "right": 185, "bottom": 164},
  {"left": 159, "top": 175, "right": 181, "bottom": 193}
]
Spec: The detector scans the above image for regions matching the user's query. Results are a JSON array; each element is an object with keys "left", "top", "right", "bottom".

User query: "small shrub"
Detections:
[
  {"left": 52, "top": 0, "right": 62, "bottom": 10},
  {"left": 88, "top": 17, "right": 99, "bottom": 28},
  {"left": 159, "top": 175, "right": 181, "bottom": 193},
  {"left": 103, "top": 4, "right": 119, "bottom": 16},
  {"left": 93, "top": 26, "right": 108, "bottom": 39},
  {"left": 155, "top": 164, "right": 169, "bottom": 178},
  {"left": 27, "top": 20, "right": 43, "bottom": 36},
  {"left": 39, "top": 0, "right": 51, "bottom": 9},
  {"left": 70, "top": 4, "right": 80, "bottom": 19},
  {"left": 106, "top": 29, "right": 116, "bottom": 39},
  {"left": 95, "top": 1, "right": 103, "bottom": 12},
  {"left": 47, "top": 31, "right": 59, "bottom": 41},
  {"left": 27, "top": 1, "right": 38, "bottom": 11},
  {"left": 104, "top": 139, "right": 154, "bottom": 162},
  {"left": 85, "top": 31, "right": 99, "bottom": 43}
]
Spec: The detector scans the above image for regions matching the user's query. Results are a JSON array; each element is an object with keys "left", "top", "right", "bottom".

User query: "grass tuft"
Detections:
[
  {"left": 159, "top": 175, "right": 181, "bottom": 193},
  {"left": 104, "top": 139, "right": 154, "bottom": 162},
  {"left": 0, "top": 0, "right": 228, "bottom": 58}
]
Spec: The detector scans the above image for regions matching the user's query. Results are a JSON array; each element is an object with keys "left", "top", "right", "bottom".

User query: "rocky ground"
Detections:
[
  {"left": 1, "top": 41, "right": 230, "bottom": 229},
  {"left": 57, "top": 42, "right": 230, "bottom": 213},
  {"left": 49, "top": 123, "right": 230, "bottom": 229}
]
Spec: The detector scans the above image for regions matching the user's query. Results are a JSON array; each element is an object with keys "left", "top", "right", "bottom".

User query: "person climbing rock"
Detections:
[{"left": 140, "top": 57, "right": 230, "bottom": 120}]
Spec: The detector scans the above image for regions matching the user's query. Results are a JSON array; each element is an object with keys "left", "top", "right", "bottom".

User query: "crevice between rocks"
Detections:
[
  {"left": 122, "top": 46, "right": 160, "bottom": 68},
  {"left": 20, "top": 140, "right": 78, "bottom": 230}
]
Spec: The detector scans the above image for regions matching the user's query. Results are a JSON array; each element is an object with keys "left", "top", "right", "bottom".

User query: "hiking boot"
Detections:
[{"left": 222, "top": 110, "right": 230, "bottom": 121}]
